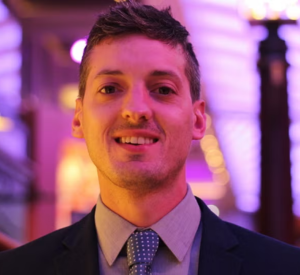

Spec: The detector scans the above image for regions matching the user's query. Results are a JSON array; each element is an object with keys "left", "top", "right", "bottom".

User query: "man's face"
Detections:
[{"left": 72, "top": 35, "right": 206, "bottom": 193}]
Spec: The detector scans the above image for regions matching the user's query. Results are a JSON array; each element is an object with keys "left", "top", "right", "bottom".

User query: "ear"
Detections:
[
  {"left": 72, "top": 98, "right": 84, "bottom": 139},
  {"left": 192, "top": 100, "right": 206, "bottom": 140}
]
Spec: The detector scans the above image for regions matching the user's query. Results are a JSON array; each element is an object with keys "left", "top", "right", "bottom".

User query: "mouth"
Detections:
[{"left": 115, "top": 137, "right": 159, "bottom": 146}]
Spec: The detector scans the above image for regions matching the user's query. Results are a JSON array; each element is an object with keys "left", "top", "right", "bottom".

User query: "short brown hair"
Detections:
[{"left": 79, "top": 0, "right": 200, "bottom": 102}]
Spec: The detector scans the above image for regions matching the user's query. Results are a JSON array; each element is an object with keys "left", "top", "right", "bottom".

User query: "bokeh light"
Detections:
[
  {"left": 70, "top": 39, "right": 86, "bottom": 63},
  {"left": 0, "top": 116, "right": 14, "bottom": 132},
  {"left": 0, "top": 2, "right": 9, "bottom": 23},
  {"left": 59, "top": 84, "right": 78, "bottom": 110},
  {"left": 239, "top": 0, "right": 300, "bottom": 20},
  {"left": 208, "top": 205, "right": 220, "bottom": 216}
]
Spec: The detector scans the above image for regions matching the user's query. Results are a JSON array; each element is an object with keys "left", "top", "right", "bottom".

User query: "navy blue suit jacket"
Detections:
[{"left": 1, "top": 197, "right": 300, "bottom": 274}]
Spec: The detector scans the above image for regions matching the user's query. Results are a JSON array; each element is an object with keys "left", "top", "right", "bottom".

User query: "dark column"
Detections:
[{"left": 258, "top": 21, "right": 294, "bottom": 244}]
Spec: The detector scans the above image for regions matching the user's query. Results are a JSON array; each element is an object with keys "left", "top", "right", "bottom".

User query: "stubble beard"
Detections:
[
  {"left": 90, "top": 121, "right": 191, "bottom": 195},
  {"left": 97, "top": 156, "right": 187, "bottom": 196}
]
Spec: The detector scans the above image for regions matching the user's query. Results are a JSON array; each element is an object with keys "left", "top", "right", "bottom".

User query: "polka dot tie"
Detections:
[{"left": 126, "top": 229, "right": 160, "bottom": 275}]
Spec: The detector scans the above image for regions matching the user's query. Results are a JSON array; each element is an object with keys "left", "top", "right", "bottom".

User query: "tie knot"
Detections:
[{"left": 127, "top": 229, "right": 159, "bottom": 270}]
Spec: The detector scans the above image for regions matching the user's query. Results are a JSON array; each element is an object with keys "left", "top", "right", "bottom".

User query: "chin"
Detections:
[{"left": 110, "top": 170, "right": 165, "bottom": 191}]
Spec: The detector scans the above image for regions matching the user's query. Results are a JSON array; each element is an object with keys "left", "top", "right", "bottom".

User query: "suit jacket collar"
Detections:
[
  {"left": 54, "top": 207, "right": 99, "bottom": 275},
  {"left": 196, "top": 197, "right": 242, "bottom": 275},
  {"left": 54, "top": 198, "right": 242, "bottom": 275}
]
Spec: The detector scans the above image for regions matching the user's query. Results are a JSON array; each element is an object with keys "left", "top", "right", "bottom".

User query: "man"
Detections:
[{"left": 1, "top": 1, "right": 300, "bottom": 274}]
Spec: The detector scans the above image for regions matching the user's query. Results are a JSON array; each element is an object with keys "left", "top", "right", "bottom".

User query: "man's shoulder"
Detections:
[
  {"left": 226, "top": 220, "right": 300, "bottom": 255},
  {"left": 1, "top": 223, "right": 71, "bottom": 255},
  {"left": 0, "top": 223, "right": 73, "bottom": 271},
  {"left": 196, "top": 197, "right": 300, "bottom": 274},
  {"left": 224, "top": 221, "right": 300, "bottom": 273},
  {"left": 0, "top": 210, "right": 95, "bottom": 274},
  {"left": 197, "top": 196, "right": 300, "bottom": 252}
]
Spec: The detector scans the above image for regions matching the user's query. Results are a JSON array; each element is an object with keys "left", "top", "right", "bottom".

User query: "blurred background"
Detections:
[{"left": 0, "top": 0, "right": 300, "bottom": 251}]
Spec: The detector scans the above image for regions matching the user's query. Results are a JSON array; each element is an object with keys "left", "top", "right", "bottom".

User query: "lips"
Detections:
[
  {"left": 113, "top": 128, "right": 161, "bottom": 149},
  {"left": 116, "top": 136, "right": 158, "bottom": 145}
]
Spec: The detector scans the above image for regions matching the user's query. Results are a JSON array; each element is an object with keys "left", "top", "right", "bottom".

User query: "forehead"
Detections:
[{"left": 86, "top": 34, "right": 187, "bottom": 80}]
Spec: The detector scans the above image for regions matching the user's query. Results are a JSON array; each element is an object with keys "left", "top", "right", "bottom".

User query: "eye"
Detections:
[
  {"left": 99, "top": 85, "right": 117, "bottom": 94},
  {"left": 155, "top": 86, "right": 174, "bottom": 95}
]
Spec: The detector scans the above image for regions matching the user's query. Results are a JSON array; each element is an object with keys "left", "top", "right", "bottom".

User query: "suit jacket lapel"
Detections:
[
  {"left": 196, "top": 198, "right": 242, "bottom": 275},
  {"left": 53, "top": 198, "right": 243, "bottom": 275},
  {"left": 54, "top": 208, "right": 99, "bottom": 275}
]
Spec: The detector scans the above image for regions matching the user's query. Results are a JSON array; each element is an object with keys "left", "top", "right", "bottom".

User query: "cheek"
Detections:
[
  {"left": 83, "top": 102, "right": 112, "bottom": 125},
  {"left": 82, "top": 111, "right": 101, "bottom": 140},
  {"left": 83, "top": 109, "right": 120, "bottom": 147},
  {"left": 156, "top": 104, "right": 193, "bottom": 130},
  {"left": 170, "top": 108, "right": 194, "bottom": 128}
]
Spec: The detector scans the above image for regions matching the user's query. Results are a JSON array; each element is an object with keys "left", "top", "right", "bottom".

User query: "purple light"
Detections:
[
  {"left": 0, "top": 73, "right": 21, "bottom": 94},
  {"left": 70, "top": 39, "right": 86, "bottom": 63},
  {"left": 214, "top": 116, "right": 261, "bottom": 212},
  {"left": 182, "top": 1, "right": 262, "bottom": 213},
  {"left": 279, "top": 24, "right": 300, "bottom": 216},
  {"left": 0, "top": 129, "right": 27, "bottom": 159},
  {"left": 236, "top": 194, "right": 260, "bottom": 213},
  {"left": 290, "top": 122, "right": 300, "bottom": 142},
  {"left": 0, "top": 3, "right": 23, "bottom": 160},
  {"left": 0, "top": 52, "right": 22, "bottom": 74},
  {"left": 0, "top": 23, "right": 22, "bottom": 51},
  {"left": 0, "top": 73, "right": 21, "bottom": 107},
  {"left": 0, "top": 2, "right": 9, "bottom": 23},
  {"left": 183, "top": 7, "right": 243, "bottom": 32}
]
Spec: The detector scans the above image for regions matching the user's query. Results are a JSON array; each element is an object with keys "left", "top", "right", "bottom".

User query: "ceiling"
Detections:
[
  {"left": 3, "top": 0, "right": 116, "bottom": 19},
  {"left": 25, "top": 0, "right": 113, "bottom": 6}
]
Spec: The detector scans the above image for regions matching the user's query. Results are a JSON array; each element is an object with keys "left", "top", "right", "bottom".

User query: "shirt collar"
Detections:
[
  {"left": 94, "top": 198, "right": 136, "bottom": 266},
  {"left": 151, "top": 185, "right": 201, "bottom": 261},
  {"left": 94, "top": 184, "right": 201, "bottom": 266}
]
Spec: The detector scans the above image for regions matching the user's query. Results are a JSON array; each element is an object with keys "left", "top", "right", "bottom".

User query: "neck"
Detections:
[{"left": 99, "top": 177, "right": 187, "bottom": 227}]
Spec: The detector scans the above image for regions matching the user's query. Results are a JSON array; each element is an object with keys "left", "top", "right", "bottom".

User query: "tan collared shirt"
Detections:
[{"left": 94, "top": 185, "right": 201, "bottom": 275}]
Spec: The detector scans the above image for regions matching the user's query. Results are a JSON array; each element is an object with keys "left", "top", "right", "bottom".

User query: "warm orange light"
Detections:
[
  {"left": 205, "top": 148, "right": 224, "bottom": 167},
  {"left": 207, "top": 156, "right": 224, "bottom": 168},
  {"left": 251, "top": 5, "right": 267, "bottom": 20},
  {"left": 197, "top": 112, "right": 231, "bottom": 200},
  {"left": 205, "top": 113, "right": 212, "bottom": 130},
  {"left": 201, "top": 115, "right": 231, "bottom": 187},
  {"left": 59, "top": 84, "right": 78, "bottom": 110},
  {"left": 200, "top": 135, "right": 218, "bottom": 151},
  {"left": 56, "top": 139, "right": 98, "bottom": 229},
  {"left": 0, "top": 116, "right": 13, "bottom": 132},
  {"left": 205, "top": 149, "right": 223, "bottom": 160},
  {"left": 212, "top": 166, "right": 225, "bottom": 174},
  {"left": 213, "top": 170, "right": 230, "bottom": 185},
  {"left": 239, "top": 0, "right": 300, "bottom": 20},
  {"left": 190, "top": 182, "right": 226, "bottom": 200}
]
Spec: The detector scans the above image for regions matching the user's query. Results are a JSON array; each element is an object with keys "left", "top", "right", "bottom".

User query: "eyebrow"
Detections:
[
  {"left": 94, "top": 69, "right": 123, "bottom": 79},
  {"left": 149, "top": 70, "right": 181, "bottom": 82},
  {"left": 94, "top": 69, "right": 182, "bottom": 82}
]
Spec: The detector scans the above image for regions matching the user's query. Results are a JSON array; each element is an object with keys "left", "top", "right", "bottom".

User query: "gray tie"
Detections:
[{"left": 127, "top": 229, "right": 160, "bottom": 275}]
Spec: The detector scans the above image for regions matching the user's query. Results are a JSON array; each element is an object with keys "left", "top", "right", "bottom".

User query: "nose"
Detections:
[{"left": 121, "top": 88, "right": 152, "bottom": 123}]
